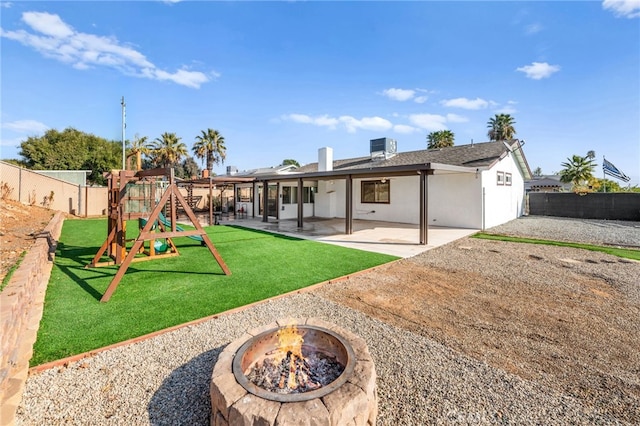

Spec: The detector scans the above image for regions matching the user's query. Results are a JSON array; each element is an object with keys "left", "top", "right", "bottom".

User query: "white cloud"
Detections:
[
  {"left": 516, "top": 61, "right": 560, "bottom": 79},
  {"left": 441, "top": 97, "right": 489, "bottom": 110},
  {"left": 339, "top": 116, "right": 392, "bottom": 133},
  {"left": 282, "top": 113, "right": 392, "bottom": 133},
  {"left": 382, "top": 88, "right": 415, "bottom": 102},
  {"left": 408, "top": 114, "right": 448, "bottom": 131},
  {"left": 0, "top": 11, "right": 212, "bottom": 88},
  {"left": 525, "top": 23, "right": 543, "bottom": 35},
  {"left": 603, "top": 0, "right": 640, "bottom": 18},
  {"left": 2, "top": 119, "right": 49, "bottom": 134},
  {"left": 1, "top": 2, "right": 13, "bottom": 8},
  {"left": 446, "top": 113, "right": 468, "bottom": 123},
  {"left": 22, "top": 11, "right": 73, "bottom": 38},
  {"left": 281, "top": 114, "right": 339, "bottom": 129},
  {"left": 393, "top": 124, "right": 419, "bottom": 134},
  {"left": 414, "top": 96, "right": 428, "bottom": 104},
  {"left": 496, "top": 101, "right": 518, "bottom": 114}
]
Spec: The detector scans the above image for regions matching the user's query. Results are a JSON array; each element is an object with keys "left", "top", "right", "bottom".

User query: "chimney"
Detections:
[{"left": 318, "top": 147, "right": 333, "bottom": 172}]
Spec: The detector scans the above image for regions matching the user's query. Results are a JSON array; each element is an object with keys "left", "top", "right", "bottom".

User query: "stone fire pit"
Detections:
[{"left": 210, "top": 317, "right": 378, "bottom": 425}]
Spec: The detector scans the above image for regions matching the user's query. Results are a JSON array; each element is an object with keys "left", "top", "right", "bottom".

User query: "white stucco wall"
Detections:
[
  {"left": 352, "top": 176, "right": 419, "bottom": 223},
  {"left": 481, "top": 153, "right": 526, "bottom": 229},
  {"left": 428, "top": 172, "right": 483, "bottom": 229}
]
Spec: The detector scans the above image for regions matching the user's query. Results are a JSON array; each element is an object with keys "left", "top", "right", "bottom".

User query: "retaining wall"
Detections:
[
  {"left": 0, "top": 212, "right": 65, "bottom": 426},
  {"left": 528, "top": 192, "right": 640, "bottom": 221},
  {"left": 0, "top": 161, "right": 107, "bottom": 217}
]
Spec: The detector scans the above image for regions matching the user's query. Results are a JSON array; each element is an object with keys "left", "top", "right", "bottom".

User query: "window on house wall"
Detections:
[
  {"left": 361, "top": 180, "right": 390, "bottom": 203},
  {"left": 236, "top": 187, "right": 252, "bottom": 202},
  {"left": 505, "top": 173, "right": 512, "bottom": 186},
  {"left": 303, "top": 186, "right": 316, "bottom": 203},
  {"left": 282, "top": 186, "right": 298, "bottom": 204},
  {"left": 497, "top": 171, "right": 505, "bottom": 186}
]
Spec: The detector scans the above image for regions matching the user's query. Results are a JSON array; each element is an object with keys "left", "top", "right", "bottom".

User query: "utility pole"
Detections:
[{"left": 121, "top": 96, "right": 126, "bottom": 170}]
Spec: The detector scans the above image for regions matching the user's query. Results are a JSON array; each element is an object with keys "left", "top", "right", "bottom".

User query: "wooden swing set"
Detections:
[{"left": 87, "top": 168, "right": 231, "bottom": 302}]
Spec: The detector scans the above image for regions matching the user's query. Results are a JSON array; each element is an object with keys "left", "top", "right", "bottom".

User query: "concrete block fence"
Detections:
[{"left": 0, "top": 212, "right": 65, "bottom": 426}]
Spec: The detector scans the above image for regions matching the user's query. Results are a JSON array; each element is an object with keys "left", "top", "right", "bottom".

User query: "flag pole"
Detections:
[
  {"left": 602, "top": 155, "right": 606, "bottom": 193},
  {"left": 121, "top": 96, "right": 126, "bottom": 170}
]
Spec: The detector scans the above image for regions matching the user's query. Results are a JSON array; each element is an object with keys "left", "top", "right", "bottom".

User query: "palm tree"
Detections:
[
  {"left": 193, "top": 128, "right": 226, "bottom": 176},
  {"left": 586, "top": 150, "right": 596, "bottom": 160},
  {"left": 127, "top": 134, "right": 150, "bottom": 171},
  {"left": 559, "top": 154, "right": 596, "bottom": 188},
  {"left": 487, "top": 114, "right": 516, "bottom": 141},
  {"left": 426, "top": 130, "right": 455, "bottom": 149},
  {"left": 151, "top": 132, "right": 187, "bottom": 168}
]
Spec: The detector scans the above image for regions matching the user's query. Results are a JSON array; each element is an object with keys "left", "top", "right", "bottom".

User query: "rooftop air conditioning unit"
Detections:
[
  {"left": 370, "top": 137, "right": 397, "bottom": 160},
  {"left": 226, "top": 166, "right": 238, "bottom": 176}
]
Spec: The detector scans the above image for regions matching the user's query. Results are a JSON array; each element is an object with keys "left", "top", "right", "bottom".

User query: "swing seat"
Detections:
[
  {"left": 154, "top": 240, "right": 169, "bottom": 253},
  {"left": 138, "top": 217, "right": 157, "bottom": 230}
]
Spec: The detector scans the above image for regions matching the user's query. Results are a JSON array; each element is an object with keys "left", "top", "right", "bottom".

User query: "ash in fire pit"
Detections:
[
  {"left": 233, "top": 323, "right": 355, "bottom": 402},
  {"left": 211, "top": 318, "right": 378, "bottom": 426},
  {"left": 245, "top": 325, "right": 345, "bottom": 394}
]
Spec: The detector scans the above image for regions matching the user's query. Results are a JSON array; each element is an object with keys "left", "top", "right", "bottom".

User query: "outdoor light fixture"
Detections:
[{"left": 381, "top": 178, "right": 387, "bottom": 183}]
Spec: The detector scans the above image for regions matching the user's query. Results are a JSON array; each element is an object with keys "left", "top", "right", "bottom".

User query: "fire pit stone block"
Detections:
[
  {"left": 210, "top": 372, "right": 247, "bottom": 421},
  {"left": 229, "top": 393, "right": 281, "bottom": 425},
  {"left": 275, "top": 399, "right": 331, "bottom": 425},
  {"left": 210, "top": 317, "right": 378, "bottom": 426}
]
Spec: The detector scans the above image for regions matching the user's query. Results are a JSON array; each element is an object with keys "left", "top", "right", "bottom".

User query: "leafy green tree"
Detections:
[
  {"left": 193, "top": 128, "right": 226, "bottom": 176},
  {"left": 282, "top": 159, "right": 300, "bottom": 167},
  {"left": 559, "top": 154, "right": 596, "bottom": 188},
  {"left": 532, "top": 167, "right": 543, "bottom": 177},
  {"left": 174, "top": 156, "right": 201, "bottom": 179},
  {"left": 487, "top": 114, "right": 516, "bottom": 141},
  {"left": 151, "top": 132, "right": 187, "bottom": 168},
  {"left": 426, "top": 130, "right": 455, "bottom": 149},
  {"left": 18, "top": 127, "right": 121, "bottom": 185},
  {"left": 595, "top": 178, "right": 621, "bottom": 192}
]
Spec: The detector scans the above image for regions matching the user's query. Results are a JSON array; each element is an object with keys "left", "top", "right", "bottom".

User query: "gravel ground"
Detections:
[
  {"left": 16, "top": 216, "right": 640, "bottom": 425},
  {"left": 487, "top": 215, "right": 640, "bottom": 248}
]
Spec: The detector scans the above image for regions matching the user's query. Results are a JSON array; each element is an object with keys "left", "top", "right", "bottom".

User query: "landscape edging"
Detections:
[{"left": 0, "top": 211, "right": 64, "bottom": 426}]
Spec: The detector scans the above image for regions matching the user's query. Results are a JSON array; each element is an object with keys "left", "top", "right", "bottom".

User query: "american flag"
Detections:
[{"left": 603, "top": 158, "right": 630, "bottom": 182}]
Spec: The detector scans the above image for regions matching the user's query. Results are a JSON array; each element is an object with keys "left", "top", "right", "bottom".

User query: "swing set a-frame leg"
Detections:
[{"left": 100, "top": 238, "right": 145, "bottom": 302}]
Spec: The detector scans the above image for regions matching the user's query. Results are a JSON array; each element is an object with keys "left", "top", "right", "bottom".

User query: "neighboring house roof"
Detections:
[
  {"left": 527, "top": 178, "right": 562, "bottom": 187},
  {"left": 525, "top": 175, "right": 572, "bottom": 191},
  {"left": 234, "top": 164, "right": 298, "bottom": 176},
  {"left": 296, "top": 140, "right": 531, "bottom": 177}
]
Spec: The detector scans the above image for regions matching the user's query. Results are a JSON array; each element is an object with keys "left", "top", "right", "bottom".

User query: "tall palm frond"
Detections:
[
  {"left": 427, "top": 130, "right": 455, "bottom": 149},
  {"left": 487, "top": 114, "right": 517, "bottom": 141},
  {"left": 193, "top": 128, "right": 226, "bottom": 176},
  {"left": 151, "top": 132, "right": 187, "bottom": 168}
]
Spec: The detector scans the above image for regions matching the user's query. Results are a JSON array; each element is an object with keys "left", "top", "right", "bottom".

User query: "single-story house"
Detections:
[
  {"left": 525, "top": 176, "right": 572, "bottom": 192},
  {"left": 227, "top": 138, "right": 532, "bottom": 245}
]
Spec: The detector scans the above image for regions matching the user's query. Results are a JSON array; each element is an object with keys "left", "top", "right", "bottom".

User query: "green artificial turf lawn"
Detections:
[
  {"left": 32, "top": 219, "right": 398, "bottom": 366},
  {"left": 473, "top": 232, "right": 640, "bottom": 260}
]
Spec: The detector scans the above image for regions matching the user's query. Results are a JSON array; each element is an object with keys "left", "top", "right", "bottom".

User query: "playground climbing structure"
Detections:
[{"left": 87, "top": 168, "right": 231, "bottom": 302}]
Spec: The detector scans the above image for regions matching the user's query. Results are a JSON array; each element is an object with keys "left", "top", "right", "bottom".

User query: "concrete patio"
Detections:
[{"left": 215, "top": 216, "right": 479, "bottom": 258}]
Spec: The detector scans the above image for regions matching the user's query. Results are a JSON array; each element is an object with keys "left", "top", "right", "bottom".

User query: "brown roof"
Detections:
[{"left": 296, "top": 140, "right": 515, "bottom": 173}]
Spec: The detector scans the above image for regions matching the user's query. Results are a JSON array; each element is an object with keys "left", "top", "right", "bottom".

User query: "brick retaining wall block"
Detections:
[{"left": 0, "top": 212, "right": 65, "bottom": 426}]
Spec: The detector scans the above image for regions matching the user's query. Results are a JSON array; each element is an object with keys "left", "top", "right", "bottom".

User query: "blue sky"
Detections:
[{"left": 1, "top": 1, "right": 639, "bottom": 184}]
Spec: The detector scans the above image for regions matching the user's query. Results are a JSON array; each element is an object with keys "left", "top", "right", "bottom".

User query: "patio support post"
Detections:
[
  {"left": 345, "top": 174, "right": 353, "bottom": 235},
  {"left": 419, "top": 170, "right": 428, "bottom": 245},
  {"left": 262, "top": 181, "right": 268, "bottom": 222},
  {"left": 208, "top": 176, "right": 213, "bottom": 226},
  {"left": 297, "top": 178, "right": 304, "bottom": 228},
  {"left": 253, "top": 181, "right": 258, "bottom": 218}
]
